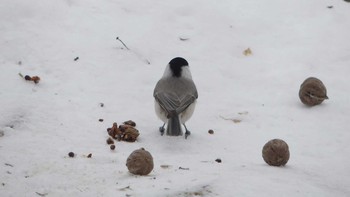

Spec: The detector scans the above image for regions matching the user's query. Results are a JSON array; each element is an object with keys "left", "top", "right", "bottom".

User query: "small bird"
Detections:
[{"left": 154, "top": 57, "right": 198, "bottom": 139}]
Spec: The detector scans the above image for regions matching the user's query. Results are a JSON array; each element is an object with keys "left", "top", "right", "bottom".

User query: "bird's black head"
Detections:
[{"left": 169, "top": 57, "right": 189, "bottom": 77}]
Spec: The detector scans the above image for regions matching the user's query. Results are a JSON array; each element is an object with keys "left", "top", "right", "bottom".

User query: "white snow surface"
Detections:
[{"left": 1, "top": 0, "right": 350, "bottom": 196}]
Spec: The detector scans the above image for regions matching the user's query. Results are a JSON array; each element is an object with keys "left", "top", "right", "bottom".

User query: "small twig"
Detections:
[
  {"left": 142, "top": 58, "right": 151, "bottom": 65},
  {"left": 119, "top": 186, "right": 132, "bottom": 191},
  {"left": 116, "top": 37, "right": 130, "bottom": 50},
  {"left": 160, "top": 165, "right": 171, "bottom": 169},
  {"left": 219, "top": 116, "right": 242, "bottom": 123},
  {"left": 5, "top": 163, "right": 14, "bottom": 167},
  {"left": 115, "top": 36, "right": 151, "bottom": 64},
  {"left": 179, "top": 167, "right": 190, "bottom": 170},
  {"left": 219, "top": 115, "right": 230, "bottom": 121},
  {"left": 35, "top": 192, "right": 48, "bottom": 197},
  {"left": 18, "top": 73, "right": 24, "bottom": 78}
]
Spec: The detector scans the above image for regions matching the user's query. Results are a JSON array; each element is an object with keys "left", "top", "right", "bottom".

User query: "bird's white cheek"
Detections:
[
  {"left": 154, "top": 100, "right": 168, "bottom": 123},
  {"left": 181, "top": 67, "right": 193, "bottom": 79}
]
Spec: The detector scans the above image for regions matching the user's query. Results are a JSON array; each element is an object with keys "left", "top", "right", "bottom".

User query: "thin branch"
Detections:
[
  {"left": 116, "top": 37, "right": 130, "bottom": 50},
  {"left": 115, "top": 36, "right": 151, "bottom": 64},
  {"left": 5, "top": 163, "right": 14, "bottom": 167},
  {"left": 219, "top": 115, "right": 242, "bottom": 123},
  {"left": 35, "top": 192, "right": 48, "bottom": 197}
]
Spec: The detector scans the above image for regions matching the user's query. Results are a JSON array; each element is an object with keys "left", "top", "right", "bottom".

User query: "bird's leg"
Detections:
[
  {"left": 183, "top": 124, "right": 191, "bottom": 139},
  {"left": 159, "top": 123, "right": 165, "bottom": 136}
]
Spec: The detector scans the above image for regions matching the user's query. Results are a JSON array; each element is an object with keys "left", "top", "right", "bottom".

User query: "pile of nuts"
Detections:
[{"left": 107, "top": 120, "right": 139, "bottom": 142}]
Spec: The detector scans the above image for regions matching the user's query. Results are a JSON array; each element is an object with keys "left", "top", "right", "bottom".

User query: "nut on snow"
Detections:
[
  {"left": 126, "top": 148, "right": 154, "bottom": 175},
  {"left": 262, "top": 139, "right": 290, "bottom": 166},
  {"left": 106, "top": 137, "right": 114, "bottom": 145},
  {"left": 122, "top": 127, "right": 139, "bottom": 142},
  {"left": 123, "top": 120, "right": 136, "bottom": 127},
  {"left": 299, "top": 77, "right": 328, "bottom": 106},
  {"left": 68, "top": 152, "right": 75, "bottom": 158}
]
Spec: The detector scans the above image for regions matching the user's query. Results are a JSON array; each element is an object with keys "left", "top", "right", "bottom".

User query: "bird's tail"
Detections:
[{"left": 166, "top": 115, "right": 183, "bottom": 136}]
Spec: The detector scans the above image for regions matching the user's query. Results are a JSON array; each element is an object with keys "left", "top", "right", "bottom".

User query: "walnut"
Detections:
[
  {"left": 299, "top": 77, "right": 328, "bottom": 106},
  {"left": 262, "top": 139, "right": 290, "bottom": 166},
  {"left": 123, "top": 120, "right": 136, "bottom": 127},
  {"left": 122, "top": 127, "right": 139, "bottom": 142},
  {"left": 126, "top": 148, "right": 154, "bottom": 175}
]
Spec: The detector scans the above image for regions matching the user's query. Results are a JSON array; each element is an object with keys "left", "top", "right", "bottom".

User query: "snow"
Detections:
[{"left": 1, "top": 0, "right": 350, "bottom": 196}]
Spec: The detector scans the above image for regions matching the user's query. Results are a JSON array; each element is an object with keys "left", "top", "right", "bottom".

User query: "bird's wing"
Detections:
[{"left": 154, "top": 92, "right": 196, "bottom": 117}]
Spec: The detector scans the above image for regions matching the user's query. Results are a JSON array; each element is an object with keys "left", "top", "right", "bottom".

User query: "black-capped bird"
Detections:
[{"left": 153, "top": 57, "right": 198, "bottom": 139}]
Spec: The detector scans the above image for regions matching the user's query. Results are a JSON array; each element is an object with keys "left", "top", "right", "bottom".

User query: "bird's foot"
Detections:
[
  {"left": 183, "top": 124, "right": 191, "bottom": 139},
  {"left": 185, "top": 130, "right": 191, "bottom": 139},
  {"left": 159, "top": 125, "right": 165, "bottom": 136}
]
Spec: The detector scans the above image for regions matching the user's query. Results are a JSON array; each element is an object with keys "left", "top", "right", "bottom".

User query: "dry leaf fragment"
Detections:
[
  {"left": 179, "top": 37, "right": 189, "bottom": 41},
  {"left": 119, "top": 186, "right": 132, "bottom": 191},
  {"left": 219, "top": 116, "right": 242, "bottom": 123},
  {"left": 160, "top": 165, "right": 171, "bottom": 169},
  {"left": 232, "top": 119, "right": 242, "bottom": 123},
  {"left": 31, "top": 76, "right": 40, "bottom": 83},
  {"left": 238, "top": 111, "right": 249, "bottom": 115},
  {"left": 243, "top": 48, "right": 252, "bottom": 56}
]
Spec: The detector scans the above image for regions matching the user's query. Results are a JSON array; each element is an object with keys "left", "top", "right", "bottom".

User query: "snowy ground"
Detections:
[{"left": 1, "top": 0, "right": 350, "bottom": 196}]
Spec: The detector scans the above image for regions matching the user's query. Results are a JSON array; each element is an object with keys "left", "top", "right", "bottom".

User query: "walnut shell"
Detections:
[
  {"left": 123, "top": 120, "right": 136, "bottom": 127},
  {"left": 108, "top": 122, "right": 122, "bottom": 139},
  {"left": 262, "top": 139, "right": 290, "bottom": 166},
  {"left": 126, "top": 148, "right": 154, "bottom": 175},
  {"left": 299, "top": 77, "right": 328, "bottom": 106},
  {"left": 31, "top": 76, "right": 40, "bottom": 84},
  {"left": 122, "top": 127, "right": 139, "bottom": 142},
  {"left": 106, "top": 137, "right": 114, "bottom": 145}
]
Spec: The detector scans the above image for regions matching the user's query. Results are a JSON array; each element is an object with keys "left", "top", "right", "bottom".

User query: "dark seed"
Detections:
[
  {"left": 106, "top": 137, "right": 114, "bottom": 145},
  {"left": 24, "top": 75, "right": 32, "bottom": 80},
  {"left": 68, "top": 152, "right": 75, "bottom": 157}
]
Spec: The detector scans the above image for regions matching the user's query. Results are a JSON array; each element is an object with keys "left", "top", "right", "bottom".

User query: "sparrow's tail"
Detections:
[{"left": 166, "top": 114, "right": 182, "bottom": 136}]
